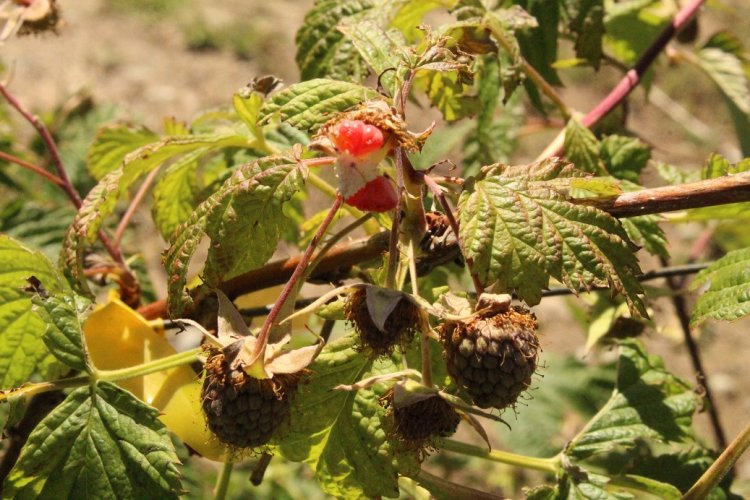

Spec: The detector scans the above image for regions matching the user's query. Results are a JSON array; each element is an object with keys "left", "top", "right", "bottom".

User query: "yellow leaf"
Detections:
[{"left": 83, "top": 295, "right": 228, "bottom": 461}]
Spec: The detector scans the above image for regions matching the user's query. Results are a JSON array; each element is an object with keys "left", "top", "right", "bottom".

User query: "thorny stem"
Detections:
[
  {"left": 684, "top": 421, "right": 750, "bottom": 500},
  {"left": 659, "top": 255, "right": 728, "bottom": 451},
  {"left": 421, "top": 173, "right": 484, "bottom": 296},
  {"left": 538, "top": 0, "right": 707, "bottom": 159},
  {"left": 113, "top": 165, "right": 161, "bottom": 248},
  {"left": 0, "top": 150, "right": 64, "bottom": 186},
  {"left": 438, "top": 438, "right": 559, "bottom": 473},
  {"left": 213, "top": 460, "right": 234, "bottom": 500},
  {"left": 253, "top": 195, "right": 344, "bottom": 359}
]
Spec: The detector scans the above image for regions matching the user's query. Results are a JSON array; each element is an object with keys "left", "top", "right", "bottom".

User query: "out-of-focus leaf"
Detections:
[
  {"left": 295, "top": 0, "right": 374, "bottom": 82},
  {"left": 600, "top": 135, "right": 651, "bottom": 183},
  {"left": 87, "top": 123, "right": 158, "bottom": 180},
  {"left": 563, "top": 0, "right": 604, "bottom": 68}
]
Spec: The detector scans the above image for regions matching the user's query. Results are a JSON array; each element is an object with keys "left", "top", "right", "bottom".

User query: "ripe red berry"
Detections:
[
  {"left": 345, "top": 176, "right": 399, "bottom": 212},
  {"left": 333, "top": 120, "right": 385, "bottom": 157}
]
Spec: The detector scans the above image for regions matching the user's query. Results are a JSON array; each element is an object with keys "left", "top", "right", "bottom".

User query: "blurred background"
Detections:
[{"left": 1, "top": 0, "right": 749, "bottom": 497}]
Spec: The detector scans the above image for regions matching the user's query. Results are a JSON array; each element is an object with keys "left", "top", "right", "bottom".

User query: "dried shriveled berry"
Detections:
[
  {"left": 344, "top": 287, "right": 420, "bottom": 357},
  {"left": 439, "top": 307, "right": 540, "bottom": 410},
  {"left": 201, "top": 348, "right": 302, "bottom": 448},
  {"left": 384, "top": 391, "right": 460, "bottom": 445}
]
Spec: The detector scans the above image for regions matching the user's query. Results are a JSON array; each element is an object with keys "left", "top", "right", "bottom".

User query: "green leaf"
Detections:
[
  {"left": 694, "top": 47, "right": 750, "bottom": 115},
  {"left": 564, "top": 117, "right": 603, "bottom": 174},
  {"left": 600, "top": 135, "right": 651, "bottom": 183},
  {"left": 258, "top": 79, "right": 379, "bottom": 132},
  {"left": 87, "top": 123, "right": 159, "bottom": 180},
  {"left": 0, "top": 202, "right": 73, "bottom": 259},
  {"left": 458, "top": 158, "right": 647, "bottom": 316},
  {"left": 390, "top": 0, "right": 450, "bottom": 42},
  {"left": 62, "top": 131, "right": 248, "bottom": 290},
  {"left": 295, "top": 0, "right": 374, "bottom": 82},
  {"left": 277, "top": 334, "right": 419, "bottom": 499},
  {"left": 700, "top": 153, "right": 750, "bottom": 179},
  {"left": 339, "top": 19, "right": 407, "bottom": 95},
  {"left": 516, "top": 0, "right": 561, "bottom": 86},
  {"left": 0, "top": 235, "right": 66, "bottom": 389},
  {"left": 164, "top": 155, "right": 307, "bottom": 315},
  {"left": 604, "top": 1, "right": 666, "bottom": 68},
  {"left": 690, "top": 247, "right": 750, "bottom": 325},
  {"left": 563, "top": 0, "right": 604, "bottom": 68},
  {"left": 612, "top": 475, "right": 682, "bottom": 500},
  {"left": 3, "top": 381, "right": 181, "bottom": 499},
  {"left": 413, "top": 70, "right": 478, "bottom": 122},
  {"left": 151, "top": 148, "right": 207, "bottom": 240},
  {"left": 32, "top": 291, "right": 92, "bottom": 373},
  {"left": 620, "top": 215, "right": 668, "bottom": 259},
  {"left": 567, "top": 340, "right": 700, "bottom": 460}
]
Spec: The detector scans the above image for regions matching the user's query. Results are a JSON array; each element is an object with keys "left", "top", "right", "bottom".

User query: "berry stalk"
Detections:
[{"left": 252, "top": 195, "right": 344, "bottom": 359}]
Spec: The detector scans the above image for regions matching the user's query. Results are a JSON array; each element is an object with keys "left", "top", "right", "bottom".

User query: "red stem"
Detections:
[
  {"left": 0, "top": 150, "right": 64, "bottom": 187},
  {"left": 252, "top": 195, "right": 344, "bottom": 357},
  {"left": 544, "top": 0, "right": 706, "bottom": 157},
  {"left": 113, "top": 166, "right": 161, "bottom": 248}
]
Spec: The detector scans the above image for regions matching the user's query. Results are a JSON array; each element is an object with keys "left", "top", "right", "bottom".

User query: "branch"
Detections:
[
  {"left": 0, "top": 150, "right": 64, "bottom": 187},
  {"left": 138, "top": 174, "right": 750, "bottom": 319},
  {"left": 539, "top": 0, "right": 706, "bottom": 159}
]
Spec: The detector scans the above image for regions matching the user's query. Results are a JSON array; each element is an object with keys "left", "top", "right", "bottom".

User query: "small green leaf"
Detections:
[
  {"left": 164, "top": 155, "right": 308, "bottom": 315},
  {"left": 259, "top": 79, "right": 379, "bottom": 132},
  {"left": 0, "top": 235, "right": 66, "bottom": 389},
  {"left": 151, "top": 148, "right": 207, "bottom": 240},
  {"left": 564, "top": 117, "right": 603, "bottom": 174},
  {"left": 32, "top": 291, "right": 92, "bottom": 373},
  {"left": 613, "top": 475, "right": 681, "bottom": 500},
  {"left": 600, "top": 135, "right": 651, "bottom": 183},
  {"left": 87, "top": 123, "right": 158, "bottom": 180},
  {"left": 563, "top": 0, "right": 604, "bottom": 68},
  {"left": 621, "top": 215, "right": 668, "bottom": 259},
  {"left": 3, "top": 381, "right": 182, "bottom": 499},
  {"left": 390, "top": 0, "right": 449, "bottom": 42},
  {"left": 568, "top": 340, "right": 700, "bottom": 460},
  {"left": 295, "top": 0, "right": 374, "bottom": 82},
  {"left": 277, "top": 334, "right": 419, "bottom": 499},
  {"left": 339, "top": 19, "right": 407, "bottom": 95},
  {"left": 458, "top": 158, "right": 646, "bottom": 316},
  {"left": 690, "top": 247, "right": 750, "bottom": 325}
]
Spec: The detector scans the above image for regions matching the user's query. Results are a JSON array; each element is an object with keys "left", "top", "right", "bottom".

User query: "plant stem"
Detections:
[
  {"left": 307, "top": 171, "right": 378, "bottom": 233},
  {"left": 0, "top": 375, "right": 90, "bottom": 402},
  {"left": 307, "top": 212, "right": 374, "bottom": 278},
  {"left": 421, "top": 173, "right": 484, "bottom": 296},
  {"left": 0, "top": 82, "right": 126, "bottom": 266},
  {"left": 438, "top": 438, "right": 559, "bottom": 473},
  {"left": 213, "top": 460, "right": 234, "bottom": 500},
  {"left": 539, "top": 0, "right": 707, "bottom": 159},
  {"left": 98, "top": 348, "right": 201, "bottom": 383},
  {"left": 0, "top": 150, "right": 64, "bottom": 186},
  {"left": 386, "top": 151, "right": 405, "bottom": 289},
  {"left": 113, "top": 165, "right": 161, "bottom": 248},
  {"left": 659, "top": 255, "right": 727, "bottom": 451},
  {"left": 250, "top": 453, "right": 273, "bottom": 486},
  {"left": 253, "top": 195, "right": 343, "bottom": 358},
  {"left": 684, "top": 421, "right": 750, "bottom": 500}
]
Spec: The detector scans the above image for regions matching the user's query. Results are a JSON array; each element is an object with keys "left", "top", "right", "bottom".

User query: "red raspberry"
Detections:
[
  {"left": 346, "top": 176, "right": 399, "bottom": 212},
  {"left": 333, "top": 120, "right": 385, "bottom": 157}
]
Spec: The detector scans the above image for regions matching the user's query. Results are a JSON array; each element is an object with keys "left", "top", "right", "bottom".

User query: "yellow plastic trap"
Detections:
[{"left": 83, "top": 294, "right": 228, "bottom": 461}]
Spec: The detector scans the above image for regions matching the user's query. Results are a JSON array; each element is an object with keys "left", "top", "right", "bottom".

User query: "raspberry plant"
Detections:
[{"left": 1, "top": 0, "right": 750, "bottom": 498}]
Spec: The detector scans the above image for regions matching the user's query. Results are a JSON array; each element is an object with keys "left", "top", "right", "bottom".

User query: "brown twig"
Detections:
[{"left": 139, "top": 174, "right": 750, "bottom": 319}]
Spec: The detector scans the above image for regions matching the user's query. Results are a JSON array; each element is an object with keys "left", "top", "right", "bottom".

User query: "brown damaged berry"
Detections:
[
  {"left": 439, "top": 307, "right": 540, "bottom": 410},
  {"left": 381, "top": 389, "right": 460, "bottom": 458},
  {"left": 201, "top": 347, "right": 303, "bottom": 449},
  {"left": 344, "top": 287, "right": 421, "bottom": 357}
]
